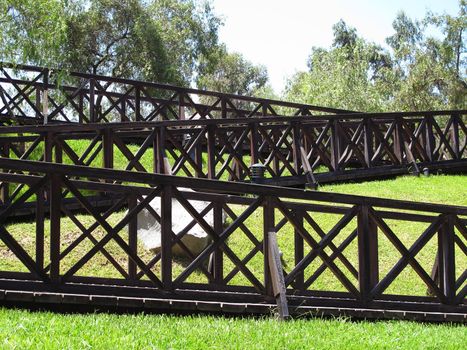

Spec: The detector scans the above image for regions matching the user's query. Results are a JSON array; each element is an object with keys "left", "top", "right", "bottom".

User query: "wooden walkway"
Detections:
[
  {"left": 0, "top": 159, "right": 465, "bottom": 321},
  {"left": 0, "top": 63, "right": 465, "bottom": 321}
]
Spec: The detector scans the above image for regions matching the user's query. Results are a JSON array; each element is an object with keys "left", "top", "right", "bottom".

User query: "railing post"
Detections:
[
  {"left": 212, "top": 201, "right": 224, "bottom": 284},
  {"left": 394, "top": 117, "right": 404, "bottom": 164},
  {"left": 451, "top": 113, "right": 460, "bottom": 160},
  {"left": 179, "top": 93, "right": 185, "bottom": 120},
  {"left": 102, "top": 129, "right": 114, "bottom": 169},
  {"left": 207, "top": 125, "right": 216, "bottom": 179},
  {"left": 161, "top": 184, "right": 173, "bottom": 290},
  {"left": 49, "top": 173, "right": 62, "bottom": 284},
  {"left": 42, "top": 68, "right": 49, "bottom": 124},
  {"left": 35, "top": 186, "right": 45, "bottom": 270},
  {"left": 357, "top": 204, "right": 378, "bottom": 302},
  {"left": 363, "top": 118, "right": 373, "bottom": 168},
  {"left": 120, "top": 99, "right": 126, "bottom": 122},
  {"left": 440, "top": 214, "right": 456, "bottom": 304},
  {"left": 44, "top": 131, "right": 54, "bottom": 163},
  {"left": 294, "top": 209, "right": 304, "bottom": 290},
  {"left": 135, "top": 86, "right": 141, "bottom": 121},
  {"left": 221, "top": 98, "right": 227, "bottom": 119},
  {"left": 155, "top": 126, "right": 170, "bottom": 175},
  {"left": 78, "top": 93, "right": 84, "bottom": 124},
  {"left": 425, "top": 115, "right": 435, "bottom": 162},
  {"left": 0, "top": 143, "right": 10, "bottom": 204},
  {"left": 330, "top": 120, "right": 340, "bottom": 171},
  {"left": 89, "top": 78, "right": 96, "bottom": 123},
  {"left": 249, "top": 122, "right": 259, "bottom": 166},
  {"left": 127, "top": 194, "right": 138, "bottom": 280},
  {"left": 292, "top": 121, "right": 302, "bottom": 176},
  {"left": 263, "top": 196, "right": 275, "bottom": 296}
]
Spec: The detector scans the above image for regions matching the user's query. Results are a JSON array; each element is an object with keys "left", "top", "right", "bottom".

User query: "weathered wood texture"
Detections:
[
  {"left": 0, "top": 112, "right": 465, "bottom": 193},
  {"left": 0, "top": 62, "right": 352, "bottom": 126},
  {"left": 0, "top": 159, "right": 465, "bottom": 320}
]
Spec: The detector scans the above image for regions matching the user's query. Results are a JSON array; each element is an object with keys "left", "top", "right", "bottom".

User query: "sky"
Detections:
[{"left": 211, "top": 0, "right": 462, "bottom": 93}]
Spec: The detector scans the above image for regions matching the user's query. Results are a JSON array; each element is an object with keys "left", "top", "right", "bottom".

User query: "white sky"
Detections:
[{"left": 211, "top": 0, "right": 461, "bottom": 93}]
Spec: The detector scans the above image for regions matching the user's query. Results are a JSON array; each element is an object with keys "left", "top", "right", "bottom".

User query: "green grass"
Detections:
[
  {"left": 0, "top": 309, "right": 465, "bottom": 350},
  {"left": 0, "top": 175, "right": 466, "bottom": 349}
]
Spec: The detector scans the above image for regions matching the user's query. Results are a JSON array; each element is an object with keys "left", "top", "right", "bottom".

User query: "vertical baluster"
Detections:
[
  {"left": 102, "top": 129, "right": 113, "bottom": 169},
  {"left": 89, "top": 78, "right": 95, "bottom": 123},
  {"left": 294, "top": 209, "right": 304, "bottom": 290},
  {"left": 128, "top": 194, "right": 137, "bottom": 280},
  {"left": 425, "top": 115, "right": 435, "bottom": 162},
  {"left": 135, "top": 86, "right": 141, "bottom": 121},
  {"left": 207, "top": 125, "right": 216, "bottom": 179},
  {"left": 263, "top": 196, "right": 275, "bottom": 296},
  {"left": 212, "top": 201, "right": 224, "bottom": 284},
  {"left": 250, "top": 122, "right": 259, "bottom": 166},
  {"left": 49, "top": 173, "right": 62, "bottom": 284},
  {"left": 451, "top": 113, "right": 460, "bottom": 159},
  {"left": 0, "top": 144, "right": 10, "bottom": 204},
  {"left": 42, "top": 68, "right": 49, "bottom": 124},
  {"left": 357, "top": 205, "right": 378, "bottom": 302},
  {"left": 440, "top": 214, "right": 456, "bottom": 304},
  {"left": 161, "top": 184, "right": 173, "bottom": 290},
  {"left": 330, "top": 119, "right": 340, "bottom": 171},
  {"left": 35, "top": 186, "right": 45, "bottom": 270},
  {"left": 221, "top": 98, "right": 227, "bottom": 119},
  {"left": 292, "top": 121, "right": 302, "bottom": 177},
  {"left": 364, "top": 118, "right": 373, "bottom": 168},
  {"left": 45, "top": 131, "right": 54, "bottom": 163},
  {"left": 394, "top": 117, "right": 404, "bottom": 164},
  {"left": 179, "top": 93, "right": 185, "bottom": 120}
]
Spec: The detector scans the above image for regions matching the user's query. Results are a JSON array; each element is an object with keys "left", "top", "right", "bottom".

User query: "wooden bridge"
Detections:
[{"left": 0, "top": 63, "right": 465, "bottom": 322}]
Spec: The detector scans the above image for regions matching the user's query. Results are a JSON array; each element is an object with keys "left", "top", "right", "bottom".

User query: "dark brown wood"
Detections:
[
  {"left": 212, "top": 202, "right": 224, "bottom": 284},
  {"left": 263, "top": 197, "right": 274, "bottom": 296},
  {"left": 267, "top": 231, "right": 290, "bottom": 320},
  {"left": 49, "top": 173, "right": 61, "bottom": 284},
  {"left": 161, "top": 185, "right": 172, "bottom": 290},
  {"left": 293, "top": 209, "right": 304, "bottom": 289},
  {"left": 128, "top": 194, "right": 137, "bottom": 280},
  {"left": 357, "top": 205, "right": 379, "bottom": 303},
  {"left": 441, "top": 215, "right": 456, "bottom": 304}
]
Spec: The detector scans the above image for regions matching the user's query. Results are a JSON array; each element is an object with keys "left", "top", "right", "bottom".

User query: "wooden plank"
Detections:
[{"left": 267, "top": 231, "right": 290, "bottom": 320}]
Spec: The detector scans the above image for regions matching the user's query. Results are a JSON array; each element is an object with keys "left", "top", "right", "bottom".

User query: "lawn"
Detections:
[
  {"left": 0, "top": 173, "right": 466, "bottom": 349},
  {"left": 0, "top": 308, "right": 465, "bottom": 350}
]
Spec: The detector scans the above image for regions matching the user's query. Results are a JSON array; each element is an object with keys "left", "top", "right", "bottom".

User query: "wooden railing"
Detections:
[
  {"left": 0, "top": 62, "right": 353, "bottom": 125},
  {"left": 0, "top": 111, "right": 465, "bottom": 200},
  {"left": 0, "top": 158, "right": 465, "bottom": 319}
]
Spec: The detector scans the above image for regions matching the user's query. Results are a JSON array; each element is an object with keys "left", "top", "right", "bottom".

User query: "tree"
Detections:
[
  {"left": 197, "top": 45, "right": 268, "bottom": 96},
  {"left": 0, "top": 0, "right": 223, "bottom": 86},
  {"left": 0, "top": 0, "right": 68, "bottom": 66},
  {"left": 286, "top": 22, "right": 394, "bottom": 112},
  {"left": 286, "top": 1, "right": 466, "bottom": 112},
  {"left": 149, "top": 0, "right": 222, "bottom": 86},
  {"left": 64, "top": 0, "right": 172, "bottom": 83}
]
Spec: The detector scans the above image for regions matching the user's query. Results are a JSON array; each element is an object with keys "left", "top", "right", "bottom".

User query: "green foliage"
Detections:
[
  {"left": 287, "top": 41, "right": 394, "bottom": 112},
  {"left": 197, "top": 45, "right": 269, "bottom": 96},
  {"left": 0, "top": 0, "right": 223, "bottom": 86},
  {"left": 286, "top": 1, "right": 466, "bottom": 112},
  {"left": 0, "top": 0, "right": 68, "bottom": 66},
  {"left": 64, "top": 0, "right": 171, "bottom": 82}
]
